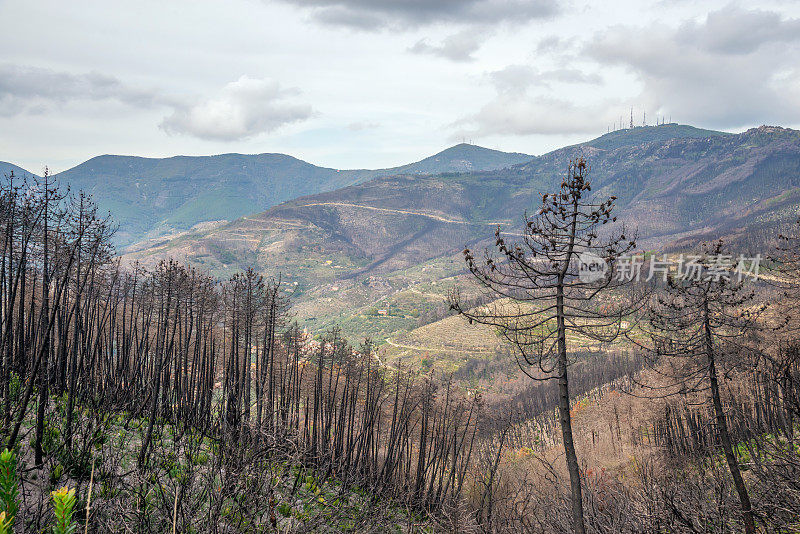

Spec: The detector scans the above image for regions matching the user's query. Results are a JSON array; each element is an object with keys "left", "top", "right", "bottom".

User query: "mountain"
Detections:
[
  {"left": 390, "top": 143, "right": 533, "bottom": 174},
  {"left": 52, "top": 153, "right": 369, "bottom": 246},
  {"left": 125, "top": 124, "right": 799, "bottom": 281},
  {"left": 42, "top": 144, "right": 533, "bottom": 247},
  {"left": 0, "top": 161, "right": 38, "bottom": 179},
  {"left": 119, "top": 123, "right": 799, "bottom": 340},
  {"left": 581, "top": 123, "right": 730, "bottom": 151}
]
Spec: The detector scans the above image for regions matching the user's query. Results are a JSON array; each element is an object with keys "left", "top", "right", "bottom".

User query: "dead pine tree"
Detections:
[
  {"left": 449, "top": 158, "right": 637, "bottom": 534},
  {"left": 639, "top": 240, "right": 762, "bottom": 534},
  {"left": 34, "top": 168, "right": 69, "bottom": 465}
]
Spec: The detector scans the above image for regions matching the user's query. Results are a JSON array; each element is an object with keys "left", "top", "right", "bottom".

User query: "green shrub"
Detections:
[
  {"left": 191, "top": 452, "right": 209, "bottom": 466},
  {"left": 277, "top": 502, "right": 292, "bottom": 518},
  {"left": 0, "top": 449, "right": 19, "bottom": 529},
  {"left": 51, "top": 486, "right": 77, "bottom": 534},
  {"left": 8, "top": 373, "right": 20, "bottom": 402},
  {"left": 42, "top": 417, "right": 62, "bottom": 455},
  {"left": 50, "top": 463, "right": 64, "bottom": 486}
]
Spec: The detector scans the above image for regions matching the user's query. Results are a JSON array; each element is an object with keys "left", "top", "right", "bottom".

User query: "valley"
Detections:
[
  {"left": 2, "top": 122, "right": 800, "bottom": 533},
  {"left": 114, "top": 123, "right": 800, "bottom": 348},
  {"left": 7, "top": 1, "right": 800, "bottom": 530}
]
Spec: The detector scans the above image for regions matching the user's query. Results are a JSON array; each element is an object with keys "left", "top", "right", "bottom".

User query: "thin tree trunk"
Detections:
[
  {"left": 556, "top": 281, "right": 585, "bottom": 534},
  {"left": 704, "top": 300, "right": 756, "bottom": 534}
]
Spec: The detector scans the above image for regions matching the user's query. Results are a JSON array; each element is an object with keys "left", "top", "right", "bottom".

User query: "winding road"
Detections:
[{"left": 297, "top": 202, "right": 507, "bottom": 226}]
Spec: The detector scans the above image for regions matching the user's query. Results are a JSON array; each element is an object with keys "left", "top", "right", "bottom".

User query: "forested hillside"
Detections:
[
  {"left": 2, "top": 144, "right": 531, "bottom": 248},
  {"left": 119, "top": 125, "right": 800, "bottom": 342}
]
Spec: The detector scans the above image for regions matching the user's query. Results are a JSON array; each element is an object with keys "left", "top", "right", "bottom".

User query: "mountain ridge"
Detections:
[
  {"left": 580, "top": 123, "right": 731, "bottom": 151},
  {"left": 0, "top": 161, "right": 39, "bottom": 179},
  {"left": 124, "top": 125, "right": 798, "bottom": 283},
  {"left": 43, "top": 144, "right": 534, "bottom": 246},
  {"left": 3, "top": 123, "right": 735, "bottom": 249}
]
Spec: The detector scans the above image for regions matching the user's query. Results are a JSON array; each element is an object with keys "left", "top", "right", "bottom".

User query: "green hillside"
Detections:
[
  {"left": 392, "top": 143, "right": 533, "bottom": 174},
  {"left": 52, "top": 153, "right": 371, "bottom": 246},
  {"left": 45, "top": 145, "right": 533, "bottom": 247},
  {"left": 582, "top": 123, "right": 731, "bottom": 151},
  {"left": 123, "top": 125, "right": 800, "bottom": 341}
]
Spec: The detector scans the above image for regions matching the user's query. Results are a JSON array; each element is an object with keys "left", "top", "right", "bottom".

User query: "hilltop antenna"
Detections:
[
  {"left": 643, "top": 110, "right": 646, "bottom": 126},
  {"left": 630, "top": 108, "right": 634, "bottom": 129}
]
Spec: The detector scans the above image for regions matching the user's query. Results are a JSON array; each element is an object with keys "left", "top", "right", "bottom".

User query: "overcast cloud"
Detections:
[
  {"left": 161, "top": 76, "right": 313, "bottom": 141},
  {"left": 0, "top": 64, "right": 313, "bottom": 143},
  {"left": 0, "top": 0, "right": 799, "bottom": 172},
  {"left": 0, "top": 64, "right": 162, "bottom": 117},
  {"left": 409, "top": 30, "right": 488, "bottom": 62},
  {"left": 586, "top": 6, "right": 800, "bottom": 127},
  {"left": 275, "top": 0, "right": 560, "bottom": 30}
]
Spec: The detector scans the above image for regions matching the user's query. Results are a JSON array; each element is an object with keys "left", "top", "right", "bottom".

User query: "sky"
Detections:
[{"left": 2, "top": 0, "right": 800, "bottom": 173}]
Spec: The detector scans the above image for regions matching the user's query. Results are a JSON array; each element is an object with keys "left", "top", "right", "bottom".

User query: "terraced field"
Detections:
[
  {"left": 377, "top": 292, "right": 642, "bottom": 378},
  {"left": 381, "top": 313, "right": 506, "bottom": 373}
]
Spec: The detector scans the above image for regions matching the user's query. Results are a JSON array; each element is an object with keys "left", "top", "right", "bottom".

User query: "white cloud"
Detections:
[
  {"left": 488, "top": 65, "right": 601, "bottom": 95},
  {"left": 159, "top": 76, "right": 314, "bottom": 142},
  {"left": 454, "top": 5, "right": 800, "bottom": 140},
  {"left": 275, "top": 0, "right": 560, "bottom": 30},
  {"left": 0, "top": 63, "right": 161, "bottom": 117},
  {"left": 678, "top": 6, "right": 800, "bottom": 55},
  {"left": 452, "top": 95, "right": 617, "bottom": 138},
  {"left": 586, "top": 6, "right": 800, "bottom": 127},
  {"left": 409, "top": 29, "right": 487, "bottom": 62},
  {"left": 451, "top": 64, "right": 607, "bottom": 137},
  {"left": 0, "top": 65, "right": 314, "bottom": 143}
]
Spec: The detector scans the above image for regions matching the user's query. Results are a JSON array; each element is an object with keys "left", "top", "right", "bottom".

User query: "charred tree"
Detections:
[{"left": 449, "top": 158, "right": 637, "bottom": 534}]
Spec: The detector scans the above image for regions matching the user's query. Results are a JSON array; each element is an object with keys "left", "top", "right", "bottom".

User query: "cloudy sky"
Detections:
[{"left": 2, "top": 0, "right": 800, "bottom": 173}]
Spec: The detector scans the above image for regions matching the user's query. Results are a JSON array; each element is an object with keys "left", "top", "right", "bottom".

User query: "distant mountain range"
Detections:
[
  {"left": 10, "top": 122, "right": 798, "bottom": 280},
  {"left": 9, "top": 122, "right": 798, "bottom": 340},
  {"left": 121, "top": 123, "right": 800, "bottom": 292},
  {"left": 2, "top": 144, "right": 534, "bottom": 247}
]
